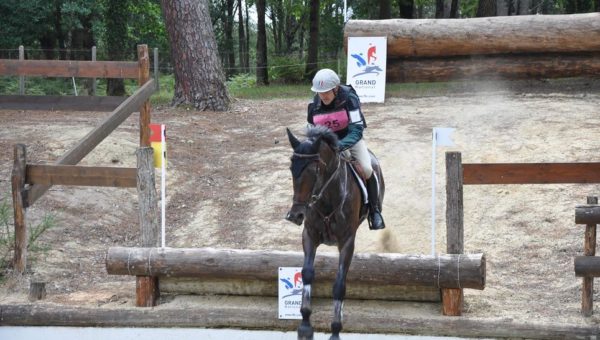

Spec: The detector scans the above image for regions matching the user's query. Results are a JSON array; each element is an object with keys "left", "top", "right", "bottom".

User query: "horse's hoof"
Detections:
[{"left": 297, "top": 321, "right": 314, "bottom": 340}]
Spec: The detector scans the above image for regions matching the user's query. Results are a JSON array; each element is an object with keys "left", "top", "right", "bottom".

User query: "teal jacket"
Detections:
[{"left": 307, "top": 85, "right": 367, "bottom": 151}]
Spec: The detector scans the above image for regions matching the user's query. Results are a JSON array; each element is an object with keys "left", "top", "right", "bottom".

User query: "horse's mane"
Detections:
[{"left": 305, "top": 125, "right": 339, "bottom": 150}]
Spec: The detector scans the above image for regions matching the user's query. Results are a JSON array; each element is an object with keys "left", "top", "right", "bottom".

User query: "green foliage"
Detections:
[
  {"left": 269, "top": 56, "right": 305, "bottom": 84},
  {"left": 0, "top": 195, "right": 56, "bottom": 277},
  {"left": 228, "top": 83, "right": 311, "bottom": 100},
  {"left": 226, "top": 73, "right": 257, "bottom": 91}
]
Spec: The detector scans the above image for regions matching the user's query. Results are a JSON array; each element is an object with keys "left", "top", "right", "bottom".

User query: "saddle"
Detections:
[{"left": 347, "top": 158, "right": 369, "bottom": 205}]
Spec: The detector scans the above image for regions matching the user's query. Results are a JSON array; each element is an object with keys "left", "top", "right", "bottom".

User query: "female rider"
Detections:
[{"left": 307, "top": 68, "right": 385, "bottom": 230}]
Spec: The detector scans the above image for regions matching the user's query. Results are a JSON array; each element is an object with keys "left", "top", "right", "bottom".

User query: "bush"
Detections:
[
  {"left": 269, "top": 55, "right": 305, "bottom": 84},
  {"left": 226, "top": 73, "right": 256, "bottom": 91}
]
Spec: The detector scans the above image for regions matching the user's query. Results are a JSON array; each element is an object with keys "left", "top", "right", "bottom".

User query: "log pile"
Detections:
[{"left": 344, "top": 13, "right": 600, "bottom": 82}]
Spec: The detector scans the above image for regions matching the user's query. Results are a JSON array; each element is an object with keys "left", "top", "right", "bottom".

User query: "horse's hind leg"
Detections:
[
  {"left": 298, "top": 229, "right": 317, "bottom": 340},
  {"left": 330, "top": 236, "right": 355, "bottom": 340}
]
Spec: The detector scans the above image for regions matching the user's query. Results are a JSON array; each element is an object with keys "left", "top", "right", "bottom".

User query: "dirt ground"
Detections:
[{"left": 1, "top": 78, "right": 600, "bottom": 336}]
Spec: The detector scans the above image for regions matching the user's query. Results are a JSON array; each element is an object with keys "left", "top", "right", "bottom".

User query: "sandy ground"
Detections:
[{"left": 1, "top": 78, "right": 600, "bottom": 336}]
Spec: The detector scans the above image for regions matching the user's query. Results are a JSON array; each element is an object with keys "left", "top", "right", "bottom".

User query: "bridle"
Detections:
[{"left": 291, "top": 150, "right": 347, "bottom": 225}]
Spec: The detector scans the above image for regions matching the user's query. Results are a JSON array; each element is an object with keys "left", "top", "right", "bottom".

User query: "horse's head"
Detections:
[{"left": 285, "top": 126, "right": 340, "bottom": 225}]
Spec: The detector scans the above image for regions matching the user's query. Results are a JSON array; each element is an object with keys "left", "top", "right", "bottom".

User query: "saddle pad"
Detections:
[{"left": 349, "top": 165, "right": 369, "bottom": 205}]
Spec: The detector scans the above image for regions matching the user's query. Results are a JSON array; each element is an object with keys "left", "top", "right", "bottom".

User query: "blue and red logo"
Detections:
[
  {"left": 280, "top": 270, "right": 303, "bottom": 298},
  {"left": 350, "top": 43, "right": 384, "bottom": 77}
]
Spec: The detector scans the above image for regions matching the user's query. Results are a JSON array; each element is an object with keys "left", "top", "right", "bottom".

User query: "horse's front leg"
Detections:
[
  {"left": 330, "top": 235, "right": 355, "bottom": 340},
  {"left": 298, "top": 228, "right": 317, "bottom": 340}
]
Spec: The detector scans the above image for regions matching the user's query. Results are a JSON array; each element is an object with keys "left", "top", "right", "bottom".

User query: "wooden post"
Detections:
[
  {"left": 135, "top": 147, "right": 160, "bottom": 306},
  {"left": 443, "top": 151, "right": 464, "bottom": 316},
  {"left": 12, "top": 144, "right": 27, "bottom": 273},
  {"left": 582, "top": 196, "right": 597, "bottom": 316},
  {"left": 28, "top": 282, "right": 46, "bottom": 301},
  {"left": 18, "top": 46, "right": 24, "bottom": 95},
  {"left": 137, "top": 44, "right": 151, "bottom": 147}
]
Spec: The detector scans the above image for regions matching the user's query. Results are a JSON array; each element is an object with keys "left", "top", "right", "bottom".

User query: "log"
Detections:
[
  {"left": 344, "top": 13, "right": 600, "bottom": 58},
  {"left": 106, "top": 247, "right": 486, "bottom": 290},
  {"left": 575, "top": 205, "right": 600, "bottom": 225},
  {"left": 25, "top": 165, "right": 137, "bottom": 188},
  {"left": 463, "top": 162, "right": 600, "bottom": 185},
  {"left": 574, "top": 256, "right": 600, "bottom": 277},
  {"left": 11, "top": 144, "right": 27, "bottom": 273},
  {"left": 0, "top": 59, "right": 139, "bottom": 79},
  {"left": 160, "top": 277, "right": 441, "bottom": 302},
  {"left": 385, "top": 53, "right": 600, "bottom": 83},
  {"left": 2, "top": 303, "right": 599, "bottom": 339}
]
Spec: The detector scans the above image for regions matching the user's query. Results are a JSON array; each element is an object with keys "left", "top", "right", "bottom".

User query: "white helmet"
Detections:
[{"left": 311, "top": 69, "right": 340, "bottom": 93}]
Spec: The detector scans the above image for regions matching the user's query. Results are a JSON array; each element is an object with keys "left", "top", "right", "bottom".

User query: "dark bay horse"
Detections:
[{"left": 285, "top": 126, "right": 385, "bottom": 340}]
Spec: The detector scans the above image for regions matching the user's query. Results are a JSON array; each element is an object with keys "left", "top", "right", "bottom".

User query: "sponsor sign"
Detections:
[
  {"left": 278, "top": 267, "right": 303, "bottom": 319},
  {"left": 346, "top": 36, "right": 387, "bottom": 103}
]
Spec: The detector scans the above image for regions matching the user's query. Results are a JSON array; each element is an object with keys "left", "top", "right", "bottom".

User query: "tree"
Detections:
[
  {"left": 160, "top": 0, "right": 230, "bottom": 111},
  {"left": 305, "top": 0, "right": 320, "bottom": 80},
  {"left": 398, "top": 0, "right": 414, "bottom": 18},
  {"left": 256, "top": 0, "right": 269, "bottom": 85},
  {"left": 476, "top": 0, "right": 497, "bottom": 16},
  {"left": 380, "top": 0, "right": 392, "bottom": 18},
  {"left": 106, "top": 0, "right": 129, "bottom": 96}
]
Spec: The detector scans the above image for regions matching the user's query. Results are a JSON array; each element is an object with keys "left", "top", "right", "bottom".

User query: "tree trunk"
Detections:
[
  {"left": 476, "top": 0, "right": 497, "bottom": 16},
  {"left": 398, "top": 0, "right": 414, "bottom": 18},
  {"left": 450, "top": 0, "right": 459, "bottom": 17},
  {"left": 256, "top": 0, "right": 269, "bottom": 85},
  {"left": 237, "top": 0, "right": 246, "bottom": 73},
  {"left": 161, "top": 0, "right": 230, "bottom": 111},
  {"left": 305, "top": 0, "right": 320, "bottom": 80},
  {"left": 106, "top": 0, "right": 128, "bottom": 96},
  {"left": 436, "top": 0, "right": 445, "bottom": 18},
  {"left": 225, "top": 0, "right": 235, "bottom": 77},
  {"left": 380, "top": 0, "right": 392, "bottom": 19}
]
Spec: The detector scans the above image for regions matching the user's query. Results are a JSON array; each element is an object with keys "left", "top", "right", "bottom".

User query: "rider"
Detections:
[{"left": 307, "top": 68, "right": 385, "bottom": 230}]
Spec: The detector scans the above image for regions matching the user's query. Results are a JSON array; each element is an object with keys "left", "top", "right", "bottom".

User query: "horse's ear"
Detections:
[{"left": 286, "top": 128, "right": 300, "bottom": 149}]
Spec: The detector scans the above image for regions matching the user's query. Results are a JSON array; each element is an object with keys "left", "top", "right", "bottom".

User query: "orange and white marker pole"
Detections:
[{"left": 150, "top": 123, "right": 167, "bottom": 248}]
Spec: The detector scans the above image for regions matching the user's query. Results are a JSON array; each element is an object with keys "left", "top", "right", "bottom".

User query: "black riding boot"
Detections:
[{"left": 366, "top": 175, "right": 385, "bottom": 230}]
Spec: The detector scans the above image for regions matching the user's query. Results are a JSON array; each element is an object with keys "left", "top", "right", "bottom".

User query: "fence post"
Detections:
[
  {"left": 19, "top": 46, "right": 24, "bottom": 95},
  {"left": 12, "top": 144, "right": 27, "bottom": 273},
  {"left": 582, "top": 196, "right": 598, "bottom": 316},
  {"left": 443, "top": 151, "right": 464, "bottom": 315},
  {"left": 138, "top": 45, "right": 151, "bottom": 147},
  {"left": 135, "top": 147, "right": 160, "bottom": 306},
  {"left": 91, "top": 46, "right": 97, "bottom": 96}
]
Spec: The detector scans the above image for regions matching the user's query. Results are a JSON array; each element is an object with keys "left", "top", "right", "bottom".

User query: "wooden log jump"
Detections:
[
  {"left": 574, "top": 197, "right": 599, "bottom": 316},
  {"left": 344, "top": 13, "right": 600, "bottom": 82},
  {"left": 106, "top": 247, "right": 485, "bottom": 302}
]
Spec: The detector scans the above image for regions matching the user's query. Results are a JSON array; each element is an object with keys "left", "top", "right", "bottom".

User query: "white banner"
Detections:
[
  {"left": 278, "top": 267, "right": 303, "bottom": 319},
  {"left": 346, "top": 36, "right": 387, "bottom": 103}
]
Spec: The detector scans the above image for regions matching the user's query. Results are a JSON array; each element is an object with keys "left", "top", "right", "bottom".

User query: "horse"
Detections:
[{"left": 285, "top": 126, "right": 385, "bottom": 340}]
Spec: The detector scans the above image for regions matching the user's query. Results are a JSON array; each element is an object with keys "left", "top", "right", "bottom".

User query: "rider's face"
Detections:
[{"left": 318, "top": 90, "right": 335, "bottom": 105}]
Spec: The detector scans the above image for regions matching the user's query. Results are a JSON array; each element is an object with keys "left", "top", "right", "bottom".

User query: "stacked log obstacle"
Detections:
[
  {"left": 574, "top": 197, "right": 600, "bottom": 316},
  {"left": 446, "top": 152, "right": 600, "bottom": 315},
  {"left": 344, "top": 13, "right": 600, "bottom": 82},
  {"left": 8, "top": 43, "right": 159, "bottom": 299},
  {"left": 106, "top": 247, "right": 485, "bottom": 303}
]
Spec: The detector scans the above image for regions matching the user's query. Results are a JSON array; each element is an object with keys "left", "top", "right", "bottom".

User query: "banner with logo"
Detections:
[
  {"left": 346, "top": 36, "right": 387, "bottom": 103},
  {"left": 278, "top": 267, "right": 303, "bottom": 319}
]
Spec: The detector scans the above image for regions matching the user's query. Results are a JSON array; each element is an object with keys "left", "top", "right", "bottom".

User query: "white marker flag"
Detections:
[{"left": 431, "top": 127, "right": 456, "bottom": 255}]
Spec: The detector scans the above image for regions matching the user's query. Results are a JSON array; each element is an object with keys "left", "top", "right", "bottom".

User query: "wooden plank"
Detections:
[
  {"left": 11, "top": 144, "right": 27, "bottom": 273},
  {"left": 1, "top": 303, "right": 599, "bottom": 339},
  {"left": 25, "top": 79, "right": 156, "bottom": 207},
  {"left": 574, "top": 256, "right": 600, "bottom": 277},
  {"left": 581, "top": 196, "right": 597, "bottom": 316},
  {"left": 463, "top": 162, "right": 600, "bottom": 185},
  {"left": 444, "top": 152, "right": 464, "bottom": 316},
  {"left": 106, "top": 247, "right": 486, "bottom": 290},
  {"left": 0, "top": 59, "right": 139, "bottom": 78},
  {"left": 0, "top": 95, "right": 125, "bottom": 111},
  {"left": 25, "top": 164, "right": 136, "bottom": 187},
  {"left": 160, "top": 277, "right": 442, "bottom": 302}
]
